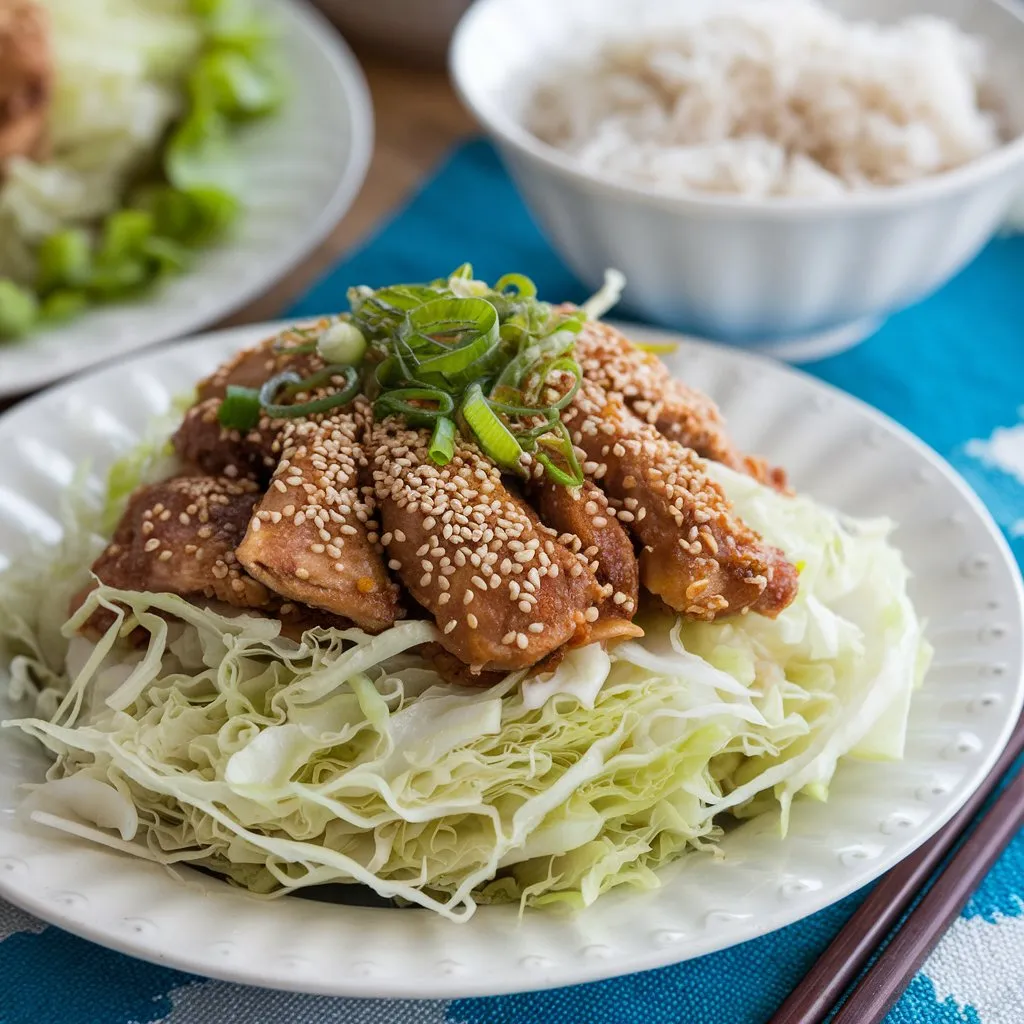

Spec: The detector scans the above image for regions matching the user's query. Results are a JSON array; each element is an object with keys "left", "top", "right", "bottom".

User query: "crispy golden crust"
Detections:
[
  {"left": 90, "top": 476, "right": 271, "bottom": 608},
  {"left": 236, "top": 410, "right": 401, "bottom": 633},
  {"left": 573, "top": 318, "right": 788, "bottom": 491},
  {"left": 370, "top": 418, "right": 603, "bottom": 672},
  {"left": 563, "top": 381, "right": 797, "bottom": 620},
  {"left": 0, "top": 1, "right": 51, "bottom": 166},
  {"left": 530, "top": 477, "right": 644, "bottom": 643}
]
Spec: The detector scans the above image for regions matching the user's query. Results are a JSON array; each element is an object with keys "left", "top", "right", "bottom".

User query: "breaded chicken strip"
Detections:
[
  {"left": 573, "top": 318, "right": 787, "bottom": 491},
  {"left": 174, "top": 397, "right": 281, "bottom": 482},
  {"left": 563, "top": 381, "right": 798, "bottom": 620},
  {"left": 235, "top": 409, "right": 400, "bottom": 633},
  {"left": 89, "top": 476, "right": 271, "bottom": 609},
  {"left": 530, "top": 477, "right": 643, "bottom": 643},
  {"left": 370, "top": 418, "right": 603, "bottom": 672},
  {"left": 195, "top": 329, "right": 325, "bottom": 403},
  {"left": 173, "top": 328, "right": 329, "bottom": 482}
]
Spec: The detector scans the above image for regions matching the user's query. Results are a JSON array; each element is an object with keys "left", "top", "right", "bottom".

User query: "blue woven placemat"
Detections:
[{"left": 2, "top": 139, "right": 1022, "bottom": 1024}]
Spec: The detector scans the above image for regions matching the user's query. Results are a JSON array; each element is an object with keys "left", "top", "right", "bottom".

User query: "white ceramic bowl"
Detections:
[{"left": 451, "top": 0, "right": 1024, "bottom": 359}]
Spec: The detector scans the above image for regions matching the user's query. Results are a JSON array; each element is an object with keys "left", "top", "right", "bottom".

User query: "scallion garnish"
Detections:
[
  {"left": 374, "top": 387, "right": 454, "bottom": 428},
  {"left": 460, "top": 383, "right": 525, "bottom": 474},
  {"left": 259, "top": 364, "right": 360, "bottom": 419},
  {"left": 217, "top": 384, "right": 262, "bottom": 430},
  {"left": 428, "top": 416, "right": 456, "bottom": 466},
  {"left": 216, "top": 264, "right": 624, "bottom": 486}
]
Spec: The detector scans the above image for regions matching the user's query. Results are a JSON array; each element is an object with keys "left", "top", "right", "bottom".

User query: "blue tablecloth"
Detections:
[{"left": 2, "top": 140, "right": 1022, "bottom": 1024}]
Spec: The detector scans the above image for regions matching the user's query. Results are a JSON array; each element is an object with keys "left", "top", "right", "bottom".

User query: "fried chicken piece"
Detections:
[
  {"left": 573, "top": 318, "right": 788, "bottom": 491},
  {"left": 530, "top": 477, "right": 644, "bottom": 644},
  {"left": 173, "top": 397, "right": 281, "bottom": 482},
  {"left": 173, "top": 328, "right": 334, "bottom": 483},
  {"left": 369, "top": 418, "right": 604, "bottom": 672},
  {"left": 89, "top": 476, "right": 271, "bottom": 609},
  {"left": 195, "top": 329, "right": 325, "bottom": 404},
  {"left": 235, "top": 410, "right": 400, "bottom": 633},
  {"left": 562, "top": 381, "right": 798, "bottom": 620},
  {"left": 0, "top": 1, "right": 52, "bottom": 167}
]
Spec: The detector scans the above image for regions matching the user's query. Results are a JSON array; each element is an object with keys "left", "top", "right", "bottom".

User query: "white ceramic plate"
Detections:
[
  {"left": 0, "top": 0, "right": 372, "bottom": 400},
  {"left": 0, "top": 322, "right": 1021, "bottom": 999}
]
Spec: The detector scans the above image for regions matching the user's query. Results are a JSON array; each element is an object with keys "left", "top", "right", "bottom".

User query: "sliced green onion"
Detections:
[
  {"left": 373, "top": 356, "right": 403, "bottom": 390},
  {"left": 494, "top": 273, "right": 537, "bottom": 299},
  {"left": 374, "top": 388, "right": 454, "bottom": 428},
  {"left": 493, "top": 331, "right": 575, "bottom": 395},
  {"left": 317, "top": 320, "right": 366, "bottom": 365},
  {"left": 403, "top": 296, "right": 498, "bottom": 353},
  {"left": 260, "top": 365, "right": 360, "bottom": 419},
  {"left": 428, "top": 416, "right": 456, "bottom": 466},
  {"left": 218, "top": 384, "right": 262, "bottom": 430},
  {"left": 460, "top": 384, "right": 524, "bottom": 474},
  {"left": 534, "top": 421, "right": 584, "bottom": 487},
  {"left": 536, "top": 355, "right": 582, "bottom": 410}
]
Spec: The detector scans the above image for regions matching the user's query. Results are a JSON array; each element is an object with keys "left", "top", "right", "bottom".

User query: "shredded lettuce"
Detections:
[{"left": 0, "top": 449, "right": 929, "bottom": 921}]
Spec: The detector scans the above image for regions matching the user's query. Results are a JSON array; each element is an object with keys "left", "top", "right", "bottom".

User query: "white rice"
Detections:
[{"left": 526, "top": 0, "right": 1003, "bottom": 198}]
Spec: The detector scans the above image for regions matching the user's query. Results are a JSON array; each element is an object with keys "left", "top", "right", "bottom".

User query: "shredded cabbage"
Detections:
[{"left": 0, "top": 453, "right": 929, "bottom": 922}]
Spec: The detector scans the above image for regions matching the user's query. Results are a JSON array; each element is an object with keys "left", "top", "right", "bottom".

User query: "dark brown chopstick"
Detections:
[
  {"left": 830, "top": 762, "right": 1024, "bottom": 1023},
  {"left": 769, "top": 714, "right": 1024, "bottom": 1024}
]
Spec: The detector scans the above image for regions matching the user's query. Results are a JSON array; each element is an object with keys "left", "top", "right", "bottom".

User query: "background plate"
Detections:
[
  {"left": 0, "top": 0, "right": 372, "bottom": 399},
  {"left": 0, "top": 321, "right": 1021, "bottom": 998}
]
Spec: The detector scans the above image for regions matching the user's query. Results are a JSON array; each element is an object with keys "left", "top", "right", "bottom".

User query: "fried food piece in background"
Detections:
[
  {"left": 0, "top": 0, "right": 52, "bottom": 167},
  {"left": 370, "top": 418, "right": 603, "bottom": 672},
  {"left": 236, "top": 410, "right": 401, "bottom": 633},
  {"left": 564, "top": 380, "right": 798, "bottom": 621}
]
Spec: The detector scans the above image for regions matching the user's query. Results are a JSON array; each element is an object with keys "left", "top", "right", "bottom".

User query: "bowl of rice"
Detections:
[{"left": 451, "top": 0, "right": 1024, "bottom": 358}]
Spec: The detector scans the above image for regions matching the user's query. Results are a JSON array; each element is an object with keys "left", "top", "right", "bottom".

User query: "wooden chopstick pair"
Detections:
[{"left": 769, "top": 715, "right": 1024, "bottom": 1024}]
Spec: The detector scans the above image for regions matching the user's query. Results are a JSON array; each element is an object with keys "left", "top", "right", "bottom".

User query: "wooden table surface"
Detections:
[{"left": 223, "top": 51, "right": 476, "bottom": 328}]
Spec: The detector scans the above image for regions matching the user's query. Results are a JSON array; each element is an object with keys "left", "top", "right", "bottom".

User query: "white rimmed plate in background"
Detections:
[
  {"left": 0, "top": 0, "right": 372, "bottom": 400},
  {"left": 0, "top": 322, "right": 1021, "bottom": 997}
]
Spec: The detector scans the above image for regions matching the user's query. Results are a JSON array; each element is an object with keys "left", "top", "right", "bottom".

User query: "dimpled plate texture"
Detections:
[
  {"left": 0, "top": 322, "right": 1021, "bottom": 999},
  {"left": 0, "top": 0, "right": 372, "bottom": 399}
]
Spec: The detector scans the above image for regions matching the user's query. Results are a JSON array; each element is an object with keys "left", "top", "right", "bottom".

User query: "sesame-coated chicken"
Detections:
[
  {"left": 562, "top": 380, "right": 798, "bottom": 620},
  {"left": 573, "top": 318, "right": 788, "bottom": 491},
  {"left": 235, "top": 410, "right": 400, "bottom": 633},
  {"left": 370, "top": 418, "right": 604, "bottom": 672},
  {"left": 90, "top": 476, "right": 271, "bottom": 609},
  {"left": 99, "top": 291, "right": 801, "bottom": 682},
  {"left": 173, "top": 329, "right": 340, "bottom": 484},
  {"left": 174, "top": 397, "right": 281, "bottom": 482},
  {"left": 530, "top": 477, "right": 643, "bottom": 644},
  {"left": 195, "top": 330, "right": 326, "bottom": 404}
]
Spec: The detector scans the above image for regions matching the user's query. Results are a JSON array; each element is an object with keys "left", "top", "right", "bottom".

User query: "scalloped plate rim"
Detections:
[{"left": 0, "top": 319, "right": 1020, "bottom": 999}]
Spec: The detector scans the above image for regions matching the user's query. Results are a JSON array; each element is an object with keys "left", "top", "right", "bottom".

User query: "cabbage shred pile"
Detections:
[{"left": 0, "top": 449, "right": 929, "bottom": 922}]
